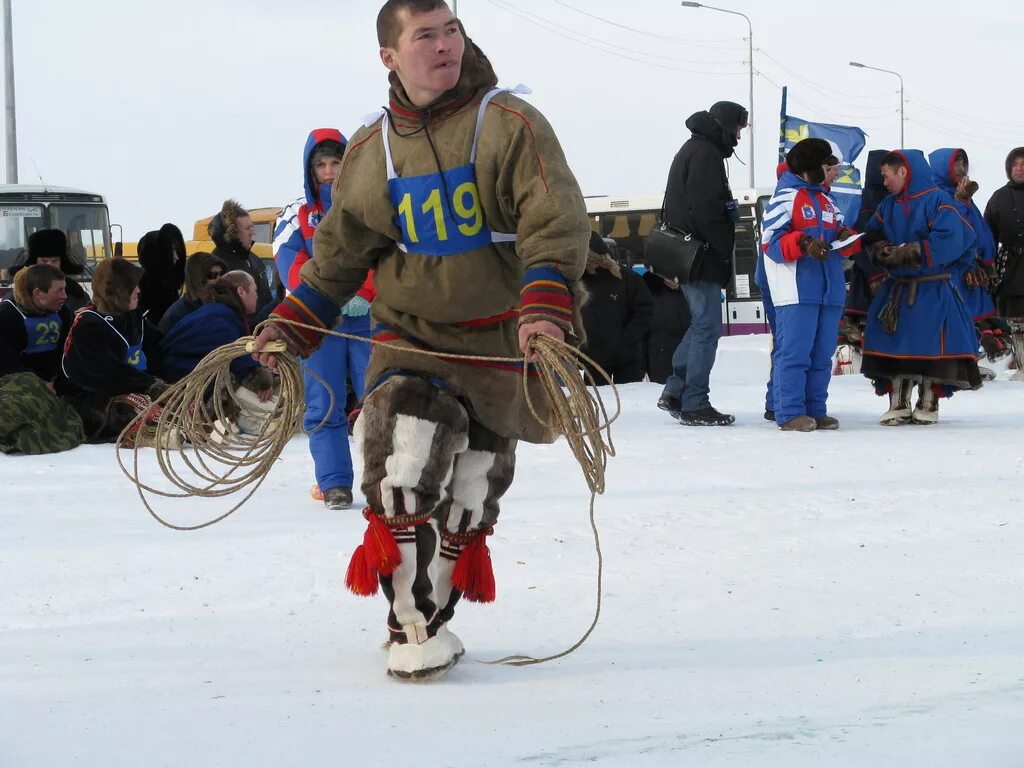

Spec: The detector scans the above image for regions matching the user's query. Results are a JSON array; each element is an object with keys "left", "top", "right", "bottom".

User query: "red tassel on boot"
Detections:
[
  {"left": 345, "top": 511, "right": 402, "bottom": 596},
  {"left": 451, "top": 531, "right": 496, "bottom": 603}
]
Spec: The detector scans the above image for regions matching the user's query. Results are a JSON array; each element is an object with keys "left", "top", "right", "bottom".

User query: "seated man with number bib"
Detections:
[
  {"left": 57, "top": 258, "right": 170, "bottom": 444},
  {"left": 0, "top": 264, "right": 87, "bottom": 454},
  {"left": 252, "top": 0, "right": 589, "bottom": 681},
  {"left": 0, "top": 264, "right": 72, "bottom": 384}
]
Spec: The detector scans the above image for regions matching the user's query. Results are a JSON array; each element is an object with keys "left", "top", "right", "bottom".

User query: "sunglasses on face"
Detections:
[{"left": 206, "top": 270, "right": 223, "bottom": 280}]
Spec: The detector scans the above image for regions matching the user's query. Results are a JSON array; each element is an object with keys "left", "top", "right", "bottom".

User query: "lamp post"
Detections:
[
  {"left": 452, "top": 0, "right": 458, "bottom": 15},
  {"left": 2, "top": 0, "right": 16, "bottom": 183},
  {"left": 681, "top": 1, "right": 753, "bottom": 189},
  {"left": 849, "top": 61, "right": 904, "bottom": 148}
]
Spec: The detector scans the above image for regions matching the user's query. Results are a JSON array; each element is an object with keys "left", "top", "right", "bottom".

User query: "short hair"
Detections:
[
  {"left": 377, "top": 0, "right": 450, "bottom": 47},
  {"left": 202, "top": 270, "right": 255, "bottom": 318},
  {"left": 881, "top": 152, "right": 907, "bottom": 172},
  {"left": 16, "top": 263, "right": 64, "bottom": 298}
]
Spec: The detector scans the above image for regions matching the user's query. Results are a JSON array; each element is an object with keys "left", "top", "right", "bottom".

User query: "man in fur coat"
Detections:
[
  {"left": 861, "top": 150, "right": 982, "bottom": 425},
  {"left": 254, "top": 0, "right": 590, "bottom": 681}
]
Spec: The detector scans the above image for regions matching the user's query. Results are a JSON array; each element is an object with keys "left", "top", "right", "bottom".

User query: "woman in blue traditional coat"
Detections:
[{"left": 861, "top": 150, "right": 982, "bottom": 425}]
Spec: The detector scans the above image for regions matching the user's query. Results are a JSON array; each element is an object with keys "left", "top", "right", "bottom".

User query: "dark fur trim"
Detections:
[
  {"left": 91, "top": 258, "right": 143, "bottom": 315},
  {"left": 207, "top": 199, "right": 249, "bottom": 247}
]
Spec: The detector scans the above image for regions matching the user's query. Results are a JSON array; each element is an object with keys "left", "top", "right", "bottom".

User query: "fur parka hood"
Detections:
[
  {"left": 91, "top": 258, "right": 143, "bottom": 315},
  {"left": 182, "top": 251, "right": 226, "bottom": 302},
  {"left": 207, "top": 199, "right": 249, "bottom": 249}
]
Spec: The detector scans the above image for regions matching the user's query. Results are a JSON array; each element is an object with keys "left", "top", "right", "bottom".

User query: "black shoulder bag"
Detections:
[{"left": 643, "top": 193, "right": 709, "bottom": 284}]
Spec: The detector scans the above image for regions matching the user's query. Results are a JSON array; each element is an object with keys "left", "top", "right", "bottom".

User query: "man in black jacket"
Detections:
[
  {"left": 657, "top": 101, "right": 747, "bottom": 425},
  {"left": 208, "top": 199, "right": 273, "bottom": 317},
  {"left": 984, "top": 147, "right": 1024, "bottom": 380},
  {"left": 579, "top": 233, "right": 653, "bottom": 383}
]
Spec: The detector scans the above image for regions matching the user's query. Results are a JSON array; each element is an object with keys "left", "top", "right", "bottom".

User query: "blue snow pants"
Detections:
[
  {"left": 762, "top": 286, "right": 777, "bottom": 413},
  {"left": 303, "top": 315, "right": 372, "bottom": 491},
  {"left": 772, "top": 303, "right": 843, "bottom": 426}
]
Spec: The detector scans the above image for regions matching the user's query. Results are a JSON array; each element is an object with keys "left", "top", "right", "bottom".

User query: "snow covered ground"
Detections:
[{"left": 3, "top": 336, "right": 1024, "bottom": 767}]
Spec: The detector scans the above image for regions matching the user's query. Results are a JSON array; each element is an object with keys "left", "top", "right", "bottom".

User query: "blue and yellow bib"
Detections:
[
  {"left": 3, "top": 300, "right": 63, "bottom": 355},
  {"left": 379, "top": 86, "right": 528, "bottom": 258}
]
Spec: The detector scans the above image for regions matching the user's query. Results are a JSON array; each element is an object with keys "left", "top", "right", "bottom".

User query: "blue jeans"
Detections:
[
  {"left": 762, "top": 286, "right": 777, "bottom": 412},
  {"left": 772, "top": 303, "right": 843, "bottom": 425},
  {"left": 303, "top": 316, "right": 372, "bottom": 491},
  {"left": 661, "top": 280, "right": 723, "bottom": 411}
]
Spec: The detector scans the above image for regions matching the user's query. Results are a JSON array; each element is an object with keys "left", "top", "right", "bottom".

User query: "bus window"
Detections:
[
  {"left": 0, "top": 204, "right": 44, "bottom": 282},
  {"left": 591, "top": 210, "right": 659, "bottom": 261},
  {"left": 252, "top": 221, "right": 274, "bottom": 245},
  {"left": 48, "top": 204, "right": 112, "bottom": 269}
]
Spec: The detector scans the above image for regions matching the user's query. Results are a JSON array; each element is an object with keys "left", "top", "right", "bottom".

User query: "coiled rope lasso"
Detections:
[{"left": 116, "top": 317, "right": 620, "bottom": 665}]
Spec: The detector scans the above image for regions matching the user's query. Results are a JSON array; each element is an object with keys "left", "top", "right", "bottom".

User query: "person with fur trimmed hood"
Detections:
[
  {"left": 15, "top": 228, "right": 90, "bottom": 313},
  {"left": 656, "top": 100, "right": 748, "bottom": 427},
  {"left": 137, "top": 223, "right": 187, "bottom": 327},
  {"left": 579, "top": 231, "right": 652, "bottom": 383},
  {"left": 157, "top": 251, "right": 227, "bottom": 333},
  {"left": 861, "top": 150, "right": 981, "bottom": 425},
  {"left": 983, "top": 146, "right": 1024, "bottom": 380},
  {"left": 208, "top": 199, "right": 273, "bottom": 316},
  {"left": 0, "top": 263, "right": 72, "bottom": 382},
  {"left": 56, "top": 258, "right": 169, "bottom": 443},
  {"left": 273, "top": 129, "right": 377, "bottom": 511},
  {"left": 252, "top": 0, "right": 590, "bottom": 681},
  {"left": 759, "top": 138, "right": 862, "bottom": 432}
]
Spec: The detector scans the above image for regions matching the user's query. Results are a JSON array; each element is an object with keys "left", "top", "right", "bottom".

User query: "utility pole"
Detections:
[
  {"left": 2, "top": 0, "right": 16, "bottom": 183},
  {"left": 849, "top": 61, "right": 904, "bottom": 149},
  {"left": 453, "top": 0, "right": 458, "bottom": 16}
]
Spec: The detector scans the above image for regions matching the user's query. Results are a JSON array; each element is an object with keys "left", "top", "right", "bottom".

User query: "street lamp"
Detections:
[
  {"left": 681, "top": 1, "right": 754, "bottom": 189},
  {"left": 850, "top": 61, "right": 904, "bottom": 148}
]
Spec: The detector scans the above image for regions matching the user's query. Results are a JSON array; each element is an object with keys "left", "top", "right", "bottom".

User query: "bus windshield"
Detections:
[
  {"left": 0, "top": 203, "right": 45, "bottom": 277},
  {"left": 49, "top": 203, "right": 112, "bottom": 270}
]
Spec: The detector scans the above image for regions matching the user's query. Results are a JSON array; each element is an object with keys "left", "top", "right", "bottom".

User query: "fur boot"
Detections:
[
  {"left": 912, "top": 381, "right": 939, "bottom": 425},
  {"left": 880, "top": 377, "right": 913, "bottom": 426}
]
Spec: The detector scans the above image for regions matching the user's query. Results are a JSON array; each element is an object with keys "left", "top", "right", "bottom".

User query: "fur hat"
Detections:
[
  {"left": 1005, "top": 147, "right": 1024, "bottom": 180},
  {"left": 91, "top": 258, "right": 143, "bottom": 315},
  {"left": 183, "top": 251, "right": 227, "bottom": 301},
  {"left": 786, "top": 139, "right": 833, "bottom": 176},
  {"left": 207, "top": 199, "right": 249, "bottom": 247},
  {"left": 586, "top": 232, "right": 621, "bottom": 277},
  {"left": 28, "top": 229, "right": 67, "bottom": 263}
]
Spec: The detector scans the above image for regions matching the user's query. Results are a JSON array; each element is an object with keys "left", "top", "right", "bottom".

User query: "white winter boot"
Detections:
[
  {"left": 387, "top": 626, "right": 465, "bottom": 682},
  {"left": 880, "top": 377, "right": 913, "bottom": 426},
  {"left": 1010, "top": 333, "right": 1024, "bottom": 381},
  {"left": 911, "top": 381, "right": 940, "bottom": 425}
]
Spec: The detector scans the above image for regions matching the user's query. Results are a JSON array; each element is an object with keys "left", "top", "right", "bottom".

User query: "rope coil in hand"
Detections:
[{"left": 116, "top": 317, "right": 619, "bottom": 665}]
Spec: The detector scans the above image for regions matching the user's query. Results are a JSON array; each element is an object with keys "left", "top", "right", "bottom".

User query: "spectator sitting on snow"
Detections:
[
  {"left": 0, "top": 264, "right": 72, "bottom": 383},
  {"left": 56, "top": 258, "right": 169, "bottom": 444},
  {"left": 159, "top": 270, "right": 273, "bottom": 399},
  {"left": 579, "top": 232, "right": 653, "bottom": 384},
  {"left": 157, "top": 251, "right": 226, "bottom": 334},
  {"left": 137, "top": 223, "right": 187, "bottom": 327}
]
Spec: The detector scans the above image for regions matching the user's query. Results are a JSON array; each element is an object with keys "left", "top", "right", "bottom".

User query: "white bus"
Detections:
[
  {"left": 585, "top": 188, "right": 774, "bottom": 336},
  {"left": 0, "top": 185, "right": 114, "bottom": 292}
]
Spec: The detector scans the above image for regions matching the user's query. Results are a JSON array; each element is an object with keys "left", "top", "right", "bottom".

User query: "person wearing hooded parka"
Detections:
[
  {"left": 137, "top": 223, "right": 187, "bottom": 326},
  {"left": 861, "top": 150, "right": 982, "bottom": 425}
]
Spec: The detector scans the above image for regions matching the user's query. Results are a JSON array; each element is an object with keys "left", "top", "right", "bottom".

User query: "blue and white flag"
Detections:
[{"left": 779, "top": 87, "right": 867, "bottom": 225}]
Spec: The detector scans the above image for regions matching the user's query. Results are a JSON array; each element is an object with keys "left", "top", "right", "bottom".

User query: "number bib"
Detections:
[
  {"left": 389, "top": 164, "right": 491, "bottom": 257},
  {"left": 24, "top": 312, "right": 62, "bottom": 354},
  {"left": 125, "top": 343, "right": 148, "bottom": 372}
]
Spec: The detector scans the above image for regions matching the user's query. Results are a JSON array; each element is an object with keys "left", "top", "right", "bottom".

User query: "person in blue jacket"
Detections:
[
  {"left": 272, "top": 129, "right": 375, "bottom": 511},
  {"left": 759, "top": 139, "right": 862, "bottom": 432},
  {"left": 159, "top": 271, "right": 272, "bottom": 396},
  {"left": 928, "top": 148, "right": 999, "bottom": 374},
  {"left": 862, "top": 150, "right": 982, "bottom": 425}
]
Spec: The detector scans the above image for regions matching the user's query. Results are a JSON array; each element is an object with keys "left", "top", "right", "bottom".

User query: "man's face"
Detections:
[
  {"left": 314, "top": 157, "right": 343, "bottom": 186},
  {"left": 1011, "top": 156, "right": 1024, "bottom": 184},
  {"left": 32, "top": 280, "right": 67, "bottom": 312},
  {"left": 238, "top": 279, "right": 259, "bottom": 315},
  {"left": 881, "top": 164, "right": 908, "bottom": 195},
  {"left": 825, "top": 164, "right": 841, "bottom": 186},
  {"left": 380, "top": 6, "right": 464, "bottom": 107},
  {"left": 236, "top": 216, "right": 255, "bottom": 250},
  {"left": 36, "top": 255, "right": 62, "bottom": 271}
]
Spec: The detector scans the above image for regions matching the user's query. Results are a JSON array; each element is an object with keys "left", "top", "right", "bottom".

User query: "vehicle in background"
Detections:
[
  {"left": 584, "top": 188, "right": 773, "bottom": 336},
  {"left": 0, "top": 184, "right": 115, "bottom": 299}
]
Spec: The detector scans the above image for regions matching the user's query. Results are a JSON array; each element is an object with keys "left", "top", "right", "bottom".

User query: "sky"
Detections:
[{"left": 5, "top": 0, "right": 1024, "bottom": 242}]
